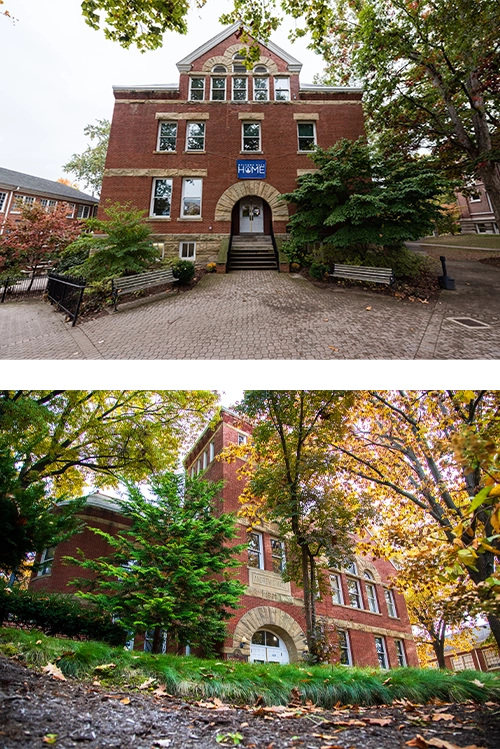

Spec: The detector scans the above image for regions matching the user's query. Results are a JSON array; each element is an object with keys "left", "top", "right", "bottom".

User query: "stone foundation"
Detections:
[{"left": 151, "top": 233, "right": 227, "bottom": 266}]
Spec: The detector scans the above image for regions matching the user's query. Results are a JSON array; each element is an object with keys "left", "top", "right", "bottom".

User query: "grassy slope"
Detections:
[
  {"left": 420, "top": 235, "right": 500, "bottom": 250},
  {"left": 1, "top": 628, "right": 499, "bottom": 707}
]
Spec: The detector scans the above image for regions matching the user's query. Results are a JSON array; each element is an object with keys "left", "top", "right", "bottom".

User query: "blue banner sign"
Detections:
[{"left": 237, "top": 160, "right": 266, "bottom": 179}]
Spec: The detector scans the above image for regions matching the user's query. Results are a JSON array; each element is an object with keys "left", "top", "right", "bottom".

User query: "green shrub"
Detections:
[
  {"left": 309, "top": 261, "right": 329, "bottom": 280},
  {"left": 172, "top": 259, "right": 195, "bottom": 284},
  {"left": 53, "top": 235, "right": 92, "bottom": 274},
  {"left": 322, "top": 244, "right": 432, "bottom": 280},
  {"left": 0, "top": 582, "right": 125, "bottom": 646}
]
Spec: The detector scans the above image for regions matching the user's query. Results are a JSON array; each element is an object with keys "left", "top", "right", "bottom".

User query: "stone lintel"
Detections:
[
  {"left": 238, "top": 112, "right": 265, "bottom": 120},
  {"left": 294, "top": 113, "right": 319, "bottom": 120},
  {"left": 103, "top": 169, "right": 208, "bottom": 178},
  {"left": 155, "top": 112, "right": 210, "bottom": 120}
]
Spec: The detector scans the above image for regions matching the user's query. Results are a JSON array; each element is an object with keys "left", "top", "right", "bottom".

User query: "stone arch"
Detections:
[
  {"left": 215, "top": 181, "right": 289, "bottom": 222},
  {"left": 357, "top": 558, "right": 382, "bottom": 584},
  {"left": 232, "top": 606, "right": 306, "bottom": 663}
]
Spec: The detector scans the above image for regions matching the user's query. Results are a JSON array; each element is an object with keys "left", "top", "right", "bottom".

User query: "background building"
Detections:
[
  {"left": 31, "top": 409, "right": 417, "bottom": 668},
  {"left": 99, "top": 23, "right": 365, "bottom": 271},
  {"left": 456, "top": 180, "right": 498, "bottom": 234},
  {"left": 0, "top": 167, "right": 98, "bottom": 232}
]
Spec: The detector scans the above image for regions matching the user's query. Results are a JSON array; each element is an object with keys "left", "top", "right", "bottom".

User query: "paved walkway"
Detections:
[{"left": 1, "top": 257, "right": 499, "bottom": 359}]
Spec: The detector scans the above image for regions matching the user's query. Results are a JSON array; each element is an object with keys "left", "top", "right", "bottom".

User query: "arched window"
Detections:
[
  {"left": 233, "top": 52, "right": 247, "bottom": 74},
  {"left": 254, "top": 64, "right": 268, "bottom": 74},
  {"left": 363, "top": 569, "right": 375, "bottom": 580},
  {"left": 212, "top": 64, "right": 227, "bottom": 73}
]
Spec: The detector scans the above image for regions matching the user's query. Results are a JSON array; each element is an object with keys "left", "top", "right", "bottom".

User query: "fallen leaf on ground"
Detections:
[
  {"left": 406, "top": 734, "right": 486, "bottom": 749},
  {"left": 138, "top": 677, "right": 156, "bottom": 689},
  {"left": 153, "top": 685, "right": 173, "bottom": 697},
  {"left": 42, "top": 735, "right": 58, "bottom": 745},
  {"left": 366, "top": 717, "right": 392, "bottom": 726},
  {"left": 94, "top": 662, "right": 117, "bottom": 673},
  {"left": 366, "top": 306, "right": 372, "bottom": 310},
  {"left": 42, "top": 663, "right": 66, "bottom": 681},
  {"left": 328, "top": 346, "right": 339, "bottom": 351},
  {"left": 431, "top": 713, "right": 455, "bottom": 722},
  {"left": 120, "top": 697, "right": 131, "bottom": 705}
]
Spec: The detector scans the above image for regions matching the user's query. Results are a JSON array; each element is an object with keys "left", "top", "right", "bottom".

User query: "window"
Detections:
[
  {"left": 345, "top": 561, "right": 358, "bottom": 575},
  {"left": 181, "top": 178, "right": 202, "bottom": 218},
  {"left": 37, "top": 547, "right": 55, "bottom": 576},
  {"left": 384, "top": 589, "right": 397, "bottom": 617},
  {"left": 0, "top": 192, "right": 6, "bottom": 212},
  {"left": 41, "top": 198, "right": 57, "bottom": 211},
  {"left": 248, "top": 532, "right": 263, "bottom": 569},
  {"left": 190, "top": 467, "right": 195, "bottom": 478},
  {"left": 338, "top": 630, "right": 352, "bottom": 665},
  {"left": 209, "top": 441, "right": 215, "bottom": 462},
  {"left": 77, "top": 204, "right": 91, "bottom": 219},
  {"left": 375, "top": 636, "right": 389, "bottom": 668},
  {"left": 274, "top": 76, "right": 290, "bottom": 101},
  {"left": 13, "top": 194, "right": 35, "bottom": 211},
  {"left": 252, "top": 630, "right": 280, "bottom": 647},
  {"left": 253, "top": 77, "right": 269, "bottom": 101},
  {"left": 469, "top": 192, "right": 481, "bottom": 202},
  {"left": 212, "top": 64, "right": 227, "bottom": 73},
  {"left": 158, "top": 121, "right": 177, "bottom": 151},
  {"left": 186, "top": 122, "right": 205, "bottom": 151},
  {"left": 211, "top": 77, "right": 226, "bottom": 101},
  {"left": 297, "top": 122, "right": 316, "bottom": 151},
  {"left": 151, "top": 178, "right": 173, "bottom": 217},
  {"left": 330, "top": 574, "right": 344, "bottom": 605},
  {"left": 451, "top": 653, "right": 475, "bottom": 671},
  {"left": 483, "top": 648, "right": 500, "bottom": 669},
  {"left": 197, "top": 457, "right": 202, "bottom": 473},
  {"left": 271, "top": 538, "right": 285, "bottom": 573},
  {"left": 65, "top": 203, "right": 75, "bottom": 218},
  {"left": 233, "top": 53, "right": 247, "bottom": 74},
  {"left": 242, "top": 122, "right": 261, "bottom": 152},
  {"left": 238, "top": 434, "right": 247, "bottom": 445},
  {"left": 144, "top": 629, "right": 167, "bottom": 653},
  {"left": 232, "top": 77, "right": 248, "bottom": 101},
  {"left": 254, "top": 65, "right": 268, "bottom": 74},
  {"left": 365, "top": 582, "right": 379, "bottom": 613},
  {"left": 346, "top": 578, "right": 362, "bottom": 608},
  {"left": 203, "top": 449, "right": 209, "bottom": 468},
  {"left": 189, "top": 77, "right": 205, "bottom": 100},
  {"left": 394, "top": 640, "right": 407, "bottom": 667}
]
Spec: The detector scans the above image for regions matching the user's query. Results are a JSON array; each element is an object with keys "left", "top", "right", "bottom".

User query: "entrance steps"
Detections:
[{"left": 228, "top": 234, "right": 278, "bottom": 271}]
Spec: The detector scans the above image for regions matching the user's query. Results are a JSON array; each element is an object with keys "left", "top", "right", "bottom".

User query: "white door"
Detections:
[
  {"left": 249, "top": 630, "right": 289, "bottom": 664},
  {"left": 240, "top": 197, "right": 264, "bottom": 233}
]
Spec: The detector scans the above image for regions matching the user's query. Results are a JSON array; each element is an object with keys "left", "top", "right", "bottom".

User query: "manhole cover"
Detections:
[{"left": 447, "top": 317, "right": 491, "bottom": 329}]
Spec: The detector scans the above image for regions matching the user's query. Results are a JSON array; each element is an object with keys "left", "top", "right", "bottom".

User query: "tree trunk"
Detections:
[
  {"left": 478, "top": 161, "right": 500, "bottom": 227},
  {"left": 431, "top": 637, "right": 446, "bottom": 669},
  {"left": 486, "top": 612, "right": 500, "bottom": 651},
  {"left": 301, "top": 543, "right": 313, "bottom": 652},
  {"left": 151, "top": 625, "right": 163, "bottom": 654}
]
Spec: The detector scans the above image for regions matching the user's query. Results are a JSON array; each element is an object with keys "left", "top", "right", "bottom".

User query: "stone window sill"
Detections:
[
  {"left": 240, "top": 151, "right": 263, "bottom": 155},
  {"left": 297, "top": 150, "right": 316, "bottom": 154},
  {"left": 177, "top": 216, "right": 203, "bottom": 221},
  {"left": 147, "top": 216, "right": 171, "bottom": 221},
  {"left": 153, "top": 150, "right": 177, "bottom": 154},
  {"left": 331, "top": 601, "right": 384, "bottom": 616},
  {"left": 183, "top": 150, "right": 206, "bottom": 154}
]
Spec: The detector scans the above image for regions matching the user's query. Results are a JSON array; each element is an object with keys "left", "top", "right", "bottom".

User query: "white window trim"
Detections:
[
  {"left": 211, "top": 76, "right": 226, "bottom": 101},
  {"left": 483, "top": 647, "right": 500, "bottom": 669},
  {"left": 150, "top": 178, "right": 173, "bottom": 218},
  {"left": 346, "top": 577, "right": 362, "bottom": 608},
  {"left": 248, "top": 531, "right": 264, "bottom": 569},
  {"left": 274, "top": 76, "right": 290, "bottom": 101},
  {"left": 384, "top": 588, "right": 398, "bottom": 618},
  {"left": 242, "top": 121, "right": 261, "bottom": 153},
  {"left": 375, "top": 636, "right": 389, "bottom": 669},
  {"left": 232, "top": 76, "right": 248, "bottom": 101},
  {"left": 203, "top": 450, "right": 208, "bottom": 469},
  {"left": 66, "top": 203, "right": 75, "bottom": 218},
  {"left": 185, "top": 122, "right": 206, "bottom": 152},
  {"left": 365, "top": 582, "right": 379, "bottom": 613},
  {"left": 451, "top": 653, "right": 475, "bottom": 671},
  {"left": 338, "top": 629, "right": 353, "bottom": 666},
  {"left": 209, "top": 441, "right": 215, "bottom": 462},
  {"left": 0, "top": 192, "right": 6, "bottom": 212},
  {"left": 253, "top": 76, "right": 269, "bottom": 102},
  {"left": 330, "top": 573, "right": 344, "bottom": 605},
  {"left": 394, "top": 639, "right": 407, "bottom": 667},
  {"left": 189, "top": 77, "right": 205, "bottom": 101},
  {"left": 77, "top": 204, "right": 92, "bottom": 219},
  {"left": 297, "top": 121, "right": 317, "bottom": 152},
  {"left": 178, "top": 241, "right": 196, "bottom": 260},
  {"left": 345, "top": 561, "right": 358, "bottom": 575},
  {"left": 180, "top": 178, "right": 203, "bottom": 219},
  {"left": 469, "top": 193, "right": 482, "bottom": 202},
  {"left": 270, "top": 538, "right": 286, "bottom": 574},
  {"left": 157, "top": 120, "right": 178, "bottom": 152}
]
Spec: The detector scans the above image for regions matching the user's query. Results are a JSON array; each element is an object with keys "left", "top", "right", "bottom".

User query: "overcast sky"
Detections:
[{"left": 1, "top": 0, "right": 325, "bottom": 192}]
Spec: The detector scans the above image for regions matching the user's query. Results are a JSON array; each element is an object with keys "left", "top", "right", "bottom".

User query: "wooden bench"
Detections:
[
  {"left": 329, "top": 264, "right": 394, "bottom": 286},
  {"left": 112, "top": 268, "right": 179, "bottom": 310}
]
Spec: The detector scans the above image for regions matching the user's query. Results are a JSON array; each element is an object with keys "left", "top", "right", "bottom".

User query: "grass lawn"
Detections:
[
  {"left": 419, "top": 234, "right": 500, "bottom": 250},
  {"left": 1, "top": 627, "right": 499, "bottom": 707}
]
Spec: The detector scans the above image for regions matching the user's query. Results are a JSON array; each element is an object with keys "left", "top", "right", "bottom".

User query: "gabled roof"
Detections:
[
  {"left": 0, "top": 167, "right": 99, "bottom": 204},
  {"left": 176, "top": 22, "right": 302, "bottom": 73}
]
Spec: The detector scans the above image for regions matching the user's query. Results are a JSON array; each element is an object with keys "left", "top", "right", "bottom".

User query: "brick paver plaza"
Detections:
[{"left": 1, "top": 257, "right": 499, "bottom": 359}]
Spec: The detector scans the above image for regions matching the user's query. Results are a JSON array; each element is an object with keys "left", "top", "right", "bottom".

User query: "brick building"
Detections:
[
  {"left": 99, "top": 23, "right": 365, "bottom": 271},
  {"left": 456, "top": 180, "right": 498, "bottom": 234},
  {"left": 32, "top": 409, "right": 417, "bottom": 669},
  {"left": 427, "top": 626, "right": 500, "bottom": 673},
  {"left": 0, "top": 167, "right": 98, "bottom": 232}
]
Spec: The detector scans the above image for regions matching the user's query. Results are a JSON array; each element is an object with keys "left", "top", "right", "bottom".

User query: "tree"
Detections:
[
  {"left": 63, "top": 119, "right": 110, "bottom": 196},
  {"left": 0, "top": 202, "right": 82, "bottom": 286},
  {"left": 282, "top": 139, "right": 451, "bottom": 271},
  {"left": 334, "top": 390, "right": 500, "bottom": 649},
  {"left": 67, "top": 473, "right": 246, "bottom": 655},
  {"left": 313, "top": 0, "right": 500, "bottom": 225},
  {"left": 0, "top": 451, "right": 84, "bottom": 578},
  {"left": 0, "top": 390, "right": 218, "bottom": 496},
  {"left": 224, "top": 391, "right": 371, "bottom": 661},
  {"left": 68, "top": 202, "right": 159, "bottom": 282},
  {"left": 57, "top": 177, "right": 80, "bottom": 190}
]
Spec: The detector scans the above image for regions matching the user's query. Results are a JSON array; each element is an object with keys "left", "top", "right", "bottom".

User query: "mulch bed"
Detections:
[
  {"left": 1, "top": 657, "right": 498, "bottom": 749},
  {"left": 479, "top": 256, "right": 500, "bottom": 268},
  {"left": 303, "top": 271, "right": 441, "bottom": 304}
]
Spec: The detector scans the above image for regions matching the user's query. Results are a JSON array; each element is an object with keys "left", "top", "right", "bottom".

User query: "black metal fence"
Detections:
[
  {"left": 0, "top": 274, "right": 48, "bottom": 303},
  {"left": 46, "top": 272, "right": 86, "bottom": 327}
]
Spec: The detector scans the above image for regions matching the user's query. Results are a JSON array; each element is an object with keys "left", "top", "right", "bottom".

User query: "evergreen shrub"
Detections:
[{"left": 172, "top": 260, "right": 195, "bottom": 284}]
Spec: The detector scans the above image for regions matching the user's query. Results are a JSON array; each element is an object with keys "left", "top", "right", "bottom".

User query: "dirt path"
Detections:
[{"left": 1, "top": 658, "right": 499, "bottom": 749}]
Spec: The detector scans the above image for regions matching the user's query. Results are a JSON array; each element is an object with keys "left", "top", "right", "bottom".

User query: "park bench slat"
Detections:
[
  {"left": 112, "top": 269, "right": 178, "bottom": 310},
  {"left": 329, "top": 264, "right": 394, "bottom": 285}
]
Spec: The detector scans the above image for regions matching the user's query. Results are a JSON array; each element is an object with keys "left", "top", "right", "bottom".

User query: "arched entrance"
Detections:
[
  {"left": 232, "top": 606, "right": 306, "bottom": 663},
  {"left": 231, "top": 196, "right": 272, "bottom": 235},
  {"left": 250, "top": 629, "right": 290, "bottom": 664}
]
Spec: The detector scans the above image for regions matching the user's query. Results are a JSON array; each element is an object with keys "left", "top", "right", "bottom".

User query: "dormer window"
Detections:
[{"left": 189, "top": 77, "right": 205, "bottom": 100}]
